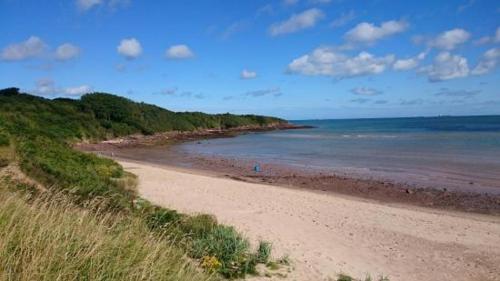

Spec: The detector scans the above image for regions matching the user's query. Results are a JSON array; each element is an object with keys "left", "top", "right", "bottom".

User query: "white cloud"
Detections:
[
  {"left": 287, "top": 47, "right": 395, "bottom": 78},
  {"left": 474, "top": 36, "right": 492, "bottom": 45},
  {"left": 350, "top": 98, "right": 370, "bottom": 104},
  {"left": 77, "top": 0, "right": 130, "bottom": 11},
  {"left": 471, "top": 47, "right": 500, "bottom": 75},
  {"left": 393, "top": 52, "right": 426, "bottom": 71},
  {"left": 240, "top": 69, "right": 257, "bottom": 79},
  {"left": 428, "top": 28, "right": 470, "bottom": 50},
  {"left": 269, "top": 8, "right": 324, "bottom": 36},
  {"left": 77, "top": 0, "right": 102, "bottom": 11},
  {"left": 55, "top": 43, "right": 80, "bottom": 61},
  {"left": 221, "top": 21, "right": 249, "bottom": 39},
  {"left": 165, "top": 44, "right": 194, "bottom": 59},
  {"left": 32, "top": 78, "right": 92, "bottom": 97},
  {"left": 345, "top": 20, "right": 408, "bottom": 44},
  {"left": 457, "top": 0, "right": 476, "bottom": 13},
  {"left": 330, "top": 10, "right": 355, "bottom": 28},
  {"left": 160, "top": 87, "right": 178, "bottom": 95},
  {"left": 245, "top": 87, "right": 282, "bottom": 97},
  {"left": 420, "top": 52, "right": 469, "bottom": 82},
  {"left": 33, "top": 78, "right": 57, "bottom": 96},
  {"left": 434, "top": 88, "right": 480, "bottom": 97},
  {"left": 64, "top": 85, "right": 93, "bottom": 96},
  {"left": 117, "top": 38, "right": 142, "bottom": 59},
  {"left": 350, "top": 87, "right": 382, "bottom": 96},
  {"left": 0, "top": 36, "right": 46, "bottom": 61},
  {"left": 473, "top": 27, "right": 500, "bottom": 45}
]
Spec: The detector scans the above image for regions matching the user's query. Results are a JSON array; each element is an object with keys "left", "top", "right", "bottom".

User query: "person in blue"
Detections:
[{"left": 254, "top": 163, "right": 261, "bottom": 173}]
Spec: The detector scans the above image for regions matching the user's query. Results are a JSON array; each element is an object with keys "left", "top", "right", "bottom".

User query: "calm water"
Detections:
[{"left": 181, "top": 116, "right": 500, "bottom": 194}]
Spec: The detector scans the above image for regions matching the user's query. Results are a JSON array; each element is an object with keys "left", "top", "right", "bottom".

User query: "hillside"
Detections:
[
  {"left": 0, "top": 87, "right": 288, "bottom": 279},
  {"left": 0, "top": 87, "right": 286, "bottom": 204}
]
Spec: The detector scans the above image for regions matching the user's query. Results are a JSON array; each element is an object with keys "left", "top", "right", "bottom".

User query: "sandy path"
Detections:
[{"left": 120, "top": 160, "right": 500, "bottom": 281}]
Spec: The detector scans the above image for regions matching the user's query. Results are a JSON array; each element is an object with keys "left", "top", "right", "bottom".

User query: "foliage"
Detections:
[
  {"left": 256, "top": 241, "right": 272, "bottom": 263},
  {"left": 201, "top": 256, "right": 222, "bottom": 273},
  {"left": 181, "top": 214, "right": 218, "bottom": 239},
  {"left": 190, "top": 225, "right": 257, "bottom": 278},
  {"left": 146, "top": 207, "right": 184, "bottom": 231},
  {"left": 0, "top": 129, "right": 9, "bottom": 146},
  {"left": 0, "top": 189, "right": 218, "bottom": 281},
  {"left": 336, "top": 274, "right": 390, "bottom": 281}
]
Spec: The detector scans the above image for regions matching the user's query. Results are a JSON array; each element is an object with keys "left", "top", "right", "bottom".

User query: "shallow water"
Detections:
[{"left": 180, "top": 116, "right": 500, "bottom": 194}]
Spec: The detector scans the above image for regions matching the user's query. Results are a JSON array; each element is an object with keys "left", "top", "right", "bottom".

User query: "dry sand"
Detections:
[{"left": 119, "top": 160, "right": 500, "bottom": 281}]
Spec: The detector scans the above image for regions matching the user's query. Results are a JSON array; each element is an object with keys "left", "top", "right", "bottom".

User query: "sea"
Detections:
[{"left": 180, "top": 116, "right": 500, "bottom": 194}]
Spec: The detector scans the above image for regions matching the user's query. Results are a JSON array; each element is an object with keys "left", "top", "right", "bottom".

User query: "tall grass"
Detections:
[{"left": 0, "top": 190, "right": 219, "bottom": 281}]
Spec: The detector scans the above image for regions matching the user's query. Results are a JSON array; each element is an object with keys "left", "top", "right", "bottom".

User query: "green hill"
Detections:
[{"left": 0, "top": 87, "right": 286, "bottom": 206}]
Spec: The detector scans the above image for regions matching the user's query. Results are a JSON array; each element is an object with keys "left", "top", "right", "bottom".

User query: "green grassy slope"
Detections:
[{"left": 0, "top": 87, "right": 285, "bottom": 207}]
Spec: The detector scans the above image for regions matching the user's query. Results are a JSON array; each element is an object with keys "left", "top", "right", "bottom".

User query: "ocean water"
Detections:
[{"left": 180, "top": 116, "right": 500, "bottom": 194}]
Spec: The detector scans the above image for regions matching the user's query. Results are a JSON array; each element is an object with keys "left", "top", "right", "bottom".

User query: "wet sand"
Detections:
[
  {"left": 119, "top": 159, "right": 500, "bottom": 281},
  {"left": 79, "top": 142, "right": 500, "bottom": 215}
]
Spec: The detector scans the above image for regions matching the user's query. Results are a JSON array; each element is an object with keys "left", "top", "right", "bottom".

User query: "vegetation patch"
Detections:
[{"left": 0, "top": 189, "right": 218, "bottom": 281}]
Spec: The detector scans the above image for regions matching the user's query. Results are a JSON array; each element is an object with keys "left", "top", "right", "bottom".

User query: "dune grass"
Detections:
[
  {"left": 336, "top": 274, "right": 390, "bottom": 281},
  {"left": 0, "top": 188, "right": 219, "bottom": 281}
]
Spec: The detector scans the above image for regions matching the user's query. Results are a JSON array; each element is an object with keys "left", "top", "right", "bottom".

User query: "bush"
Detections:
[
  {"left": 181, "top": 214, "right": 218, "bottom": 239},
  {"left": 0, "top": 129, "right": 9, "bottom": 147},
  {"left": 190, "top": 225, "right": 255, "bottom": 278},
  {"left": 256, "top": 241, "right": 272, "bottom": 263},
  {"left": 337, "top": 274, "right": 354, "bottom": 281},
  {"left": 16, "top": 137, "right": 133, "bottom": 210},
  {"left": 146, "top": 208, "right": 183, "bottom": 231}
]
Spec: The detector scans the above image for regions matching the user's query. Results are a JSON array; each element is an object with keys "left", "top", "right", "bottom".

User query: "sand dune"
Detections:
[{"left": 119, "top": 160, "right": 500, "bottom": 281}]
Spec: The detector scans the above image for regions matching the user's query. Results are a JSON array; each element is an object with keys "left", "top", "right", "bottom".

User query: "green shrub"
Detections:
[
  {"left": 0, "top": 133, "right": 9, "bottom": 147},
  {"left": 190, "top": 225, "right": 255, "bottom": 278},
  {"left": 337, "top": 274, "right": 354, "bottom": 281},
  {"left": 16, "top": 136, "right": 132, "bottom": 210},
  {"left": 146, "top": 208, "right": 183, "bottom": 231},
  {"left": 181, "top": 214, "right": 218, "bottom": 239},
  {"left": 256, "top": 241, "right": 272, "bottom": 263}
]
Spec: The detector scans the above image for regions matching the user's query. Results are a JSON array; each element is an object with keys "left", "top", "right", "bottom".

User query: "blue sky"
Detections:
[{"left": 1, "top": 0, "right": 499, "bottom": 120}]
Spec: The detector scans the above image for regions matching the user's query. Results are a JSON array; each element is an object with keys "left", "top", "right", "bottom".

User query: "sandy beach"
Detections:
[{"left": 119, "top": 159, "right": 500, "bottom": 281}]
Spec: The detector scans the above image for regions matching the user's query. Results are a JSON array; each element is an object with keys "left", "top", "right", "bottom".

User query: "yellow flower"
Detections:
[{"left": 200, "top": 256, "right": 222, "bottom": 272}]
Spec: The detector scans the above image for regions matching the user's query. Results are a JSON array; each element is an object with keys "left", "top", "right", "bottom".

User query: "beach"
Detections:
[
  {"left": 76, "top": 118, "right": 500, "bottom": 280},
  {"left": 119, "top": 159, "right": 500, "bottom": 281}
]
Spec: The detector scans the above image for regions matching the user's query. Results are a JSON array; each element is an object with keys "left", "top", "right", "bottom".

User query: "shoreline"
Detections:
[
  {"left": 78, "top": 132, "right": 500, "bottom": 215},
  {"left": 77, "top": 123, "right": 313, "bottom": 148}
]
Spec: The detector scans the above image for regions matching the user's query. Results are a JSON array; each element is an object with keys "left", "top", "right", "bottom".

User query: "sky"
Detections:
[{"left": 0, "top": 0, "right": 499, "bottom": 120}]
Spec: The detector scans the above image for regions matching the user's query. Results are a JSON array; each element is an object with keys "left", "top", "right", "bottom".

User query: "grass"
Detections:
[
  {"left": 0, "top": 188, "right": 219, "bottom": 281},
  {"left": 336, "top": 274, "right": 390, "bottom": 281},
  {"left": 256, "top": 241, "right": 272, "bottom": 264}
]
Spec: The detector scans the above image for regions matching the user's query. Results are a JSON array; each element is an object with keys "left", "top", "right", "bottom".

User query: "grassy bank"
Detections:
[
  {"left": 0, "top": 87, "right": 285, "bottom": 209},
  {"left": 0, "top": 87, "right": 287, "bottom": 278},
  {"left": 0, "top": 187, "right": 218, "bottom": 281}
]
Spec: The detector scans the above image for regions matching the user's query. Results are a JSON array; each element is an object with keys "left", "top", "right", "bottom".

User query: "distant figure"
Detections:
[{"left": 254, "top": 163, "right": 261, "bottom": 173}]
